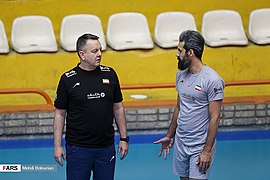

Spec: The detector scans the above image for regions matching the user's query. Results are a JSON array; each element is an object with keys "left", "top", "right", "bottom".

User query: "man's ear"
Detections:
[
  {"left": 79, "top": 51, "right": 85, "bottom": 60},
  {"left": 188, "top": 49, "right": 194, "bottom": 57}
]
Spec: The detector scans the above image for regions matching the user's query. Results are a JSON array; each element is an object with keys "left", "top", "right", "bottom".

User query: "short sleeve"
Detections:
[
  {"left": 207, "top": 77, "right": 224, "bottom": 102},
  {"left": 111, "top": 69, "right": 123, "bottom": 103},
  {"left": 54, "top": 75, "right": 69, "bottom": 109}
]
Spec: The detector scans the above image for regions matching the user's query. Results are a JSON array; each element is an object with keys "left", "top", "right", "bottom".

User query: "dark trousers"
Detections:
[{"left": 66, "top": 144, "right": 116, "bottom": 180}]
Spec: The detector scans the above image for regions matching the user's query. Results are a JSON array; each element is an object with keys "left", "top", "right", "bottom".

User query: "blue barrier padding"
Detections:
[
  {"left": 1, "top": 129, "right": 270, "bottom": 149},
  {"left": 216, "top": 129, "right": 270, "bottom": 141}
]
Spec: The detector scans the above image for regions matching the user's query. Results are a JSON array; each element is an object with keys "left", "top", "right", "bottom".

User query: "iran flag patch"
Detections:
[
  {"left": 195, "top": 85, "right": 202, "bottom": 91},
  {"left": 102, "top": 79, "right": 110, "bottom": 84}
]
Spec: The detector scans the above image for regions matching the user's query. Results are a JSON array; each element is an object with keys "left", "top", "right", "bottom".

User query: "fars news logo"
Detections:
[{"left": 0, "top": 164, "right": 21, "bottom": 172}]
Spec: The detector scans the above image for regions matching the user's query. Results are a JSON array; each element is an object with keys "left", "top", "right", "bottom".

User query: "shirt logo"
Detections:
[
  {"left": 72, "top": 82, "right": 80, "bottom": 88},
  {"left": 100, "top": 66, "right": 111, "bottom": 72},
  {"left": 65, "top": 70, "right": 77, "bottom": 78},
  {"left": 214, "top": 87, "right": 223, "bottom": 94},
  {"left": 87, "top": 92, "right": 106, "bottom": 99},
  {"left": 182, "top": 93, "right": 195, "bottom": 101}
]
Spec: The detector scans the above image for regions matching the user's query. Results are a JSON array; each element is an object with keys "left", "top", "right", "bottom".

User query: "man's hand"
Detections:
[
  {"left": 197, "top": 150, "right": 212, "bottom": 173},
  {"left": 154, "top": 136, "right": 174, "bottom": 159},
  {"left": 118, "top": 141, "right": 128, "bottom": 160},
  {"left": 54, "top": 147, "right": 66, "bottom": 166}
]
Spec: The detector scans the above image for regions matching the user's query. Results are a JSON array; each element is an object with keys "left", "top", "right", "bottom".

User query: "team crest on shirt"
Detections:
[
  {"left": 102, "top": 79, "right": 110, "bottom": 84},
  {"left": 194, "top": 85, "right": 202, "bottom": 91}
]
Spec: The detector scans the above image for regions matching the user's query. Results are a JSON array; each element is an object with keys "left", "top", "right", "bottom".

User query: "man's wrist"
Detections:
[
  {"left": 54, "top": 146, "right": 62, "bottom": 149},
  {"left": 203, "top": 146, "right": 212, "bottom": 153},
  {"left": 120, "top": 136, "right": 130, "bottom": 143},
  {"left": 165, "top": 134, "right": 174, "bottom": 139}
]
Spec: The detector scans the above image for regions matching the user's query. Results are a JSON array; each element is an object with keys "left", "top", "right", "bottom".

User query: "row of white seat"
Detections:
[{"left": 0, "top": 8, "right": 270, "bottom": 54}]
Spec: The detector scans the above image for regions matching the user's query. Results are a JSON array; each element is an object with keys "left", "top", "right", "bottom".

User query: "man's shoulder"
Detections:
[
  {"left": 202, "top": 66, "right": 224, "bottom": 87},
  {"left": 203, "top": 66, "right": 222, "bottom": 79},
  {"left": 203, "top": 66, "right": 216, "bottom": 74},
  {"left": 63, "top": 67, "right": 78, "bottom": 78}
]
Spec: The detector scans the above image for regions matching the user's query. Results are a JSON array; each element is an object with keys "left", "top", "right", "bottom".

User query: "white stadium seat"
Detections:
[
  {"left": 248, "top": 8, "right": 270, "bottom": 45},
  {"left": 11, "top": 15, "right": 57, "bottom": 53},
  {"left": 60, "top": 14, "right": 106, "bottom": 51},
  {"left": 154, "top": 12, "right": 197, "bottom": 48},
  {"left": 106, "top": 12, "right": 154, "bottom": 50},
  {"left": 201, "top": 10, "right": 248, "bottom": 47},
  {"left": 0, "top": 20, "right": 9, "bottom": 54}
]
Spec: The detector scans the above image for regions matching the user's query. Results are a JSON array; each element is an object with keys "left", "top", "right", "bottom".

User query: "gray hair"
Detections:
[
  {"left": 179, "top": 30, "right": 205, "bottom": 59},
  {"left": 76, "top": 33, "right": 100, "bottom": 57}
]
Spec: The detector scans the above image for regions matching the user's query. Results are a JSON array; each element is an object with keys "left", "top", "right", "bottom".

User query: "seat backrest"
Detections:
[
  {"left": 0, "top": 20, "right": 9, "bottom": 54},
  {"left": 106, "top": 12, "right": 154, "bottom": 50},
  {"left": 11, "top": 15, "right": 57, "bottom": 53},
  {"left": 60, "top": 14, "right": 106, "bottom": 51},
  {"left": 201, "top": 10, "right": 248, "bottom": 47},
  {"left": 248, "top": 8, "right": 270, "bottom": 45},
  {"left": 154, "top": 11, "right": 197, "bottom": 48}
]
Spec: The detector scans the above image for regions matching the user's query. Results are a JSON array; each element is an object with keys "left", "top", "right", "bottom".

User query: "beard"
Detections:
[{"left": 177, "top": 54, "right": 191, "bottom": 70}]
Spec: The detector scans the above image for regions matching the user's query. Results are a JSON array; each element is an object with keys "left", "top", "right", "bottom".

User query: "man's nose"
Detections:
[
  {"left": 176, "top": 53, "right": 180, "bottom": 59},
  {"left": 97, "top": 49, "right": 102, "bottom": 56},
  {"left": 176, "top": 51, "right": 180, "bottom": 57}
]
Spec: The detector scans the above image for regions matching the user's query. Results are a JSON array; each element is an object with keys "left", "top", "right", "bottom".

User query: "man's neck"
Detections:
[
  {"left": 79, "top": 62, "right": 97, "bottom": 71},
  {"left": 189, "top": 59, "right": 205, "bottom": 74}
]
